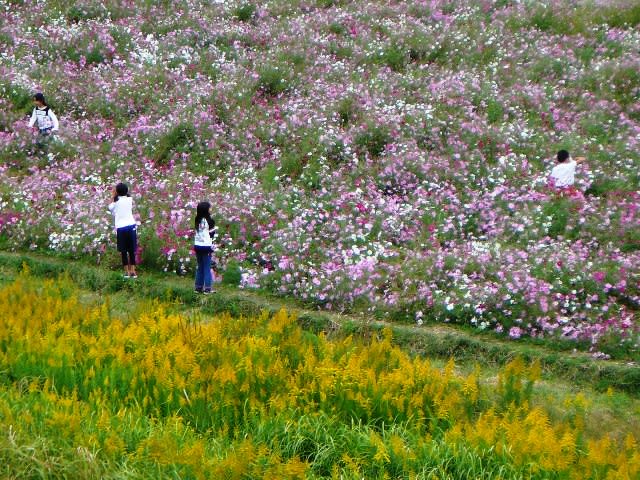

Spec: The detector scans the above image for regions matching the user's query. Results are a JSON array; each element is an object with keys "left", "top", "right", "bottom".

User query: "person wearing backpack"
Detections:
[{"left": 28, "top": 93, "right": 59, "bottom": 155}]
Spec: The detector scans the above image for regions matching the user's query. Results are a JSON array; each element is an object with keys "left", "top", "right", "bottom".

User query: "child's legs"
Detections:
[
  {"left": 202, "top": 252, "right": 212, "bottom": 290},
  {"left": 118, "top": 227, "right": 137, "bottom": 273},
  {"left": 121, "top": 251, "right": 129, "bottom": 268},
  {"left": 36, "top": 131, "right": 51, "bottom": 156},
  {"left": 194, "top": 251, "right": 205, "bottom": 289},
  {"left": 128, "top": 229, "right": 137, "bottom": 273},
  {"left": 127, "top": 246, "right": 136, "bottom": 273}
]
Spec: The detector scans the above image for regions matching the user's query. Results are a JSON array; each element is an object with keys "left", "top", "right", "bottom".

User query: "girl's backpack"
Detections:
[{"left": 35, "top": 107, "right": 53, "bottom": 129}]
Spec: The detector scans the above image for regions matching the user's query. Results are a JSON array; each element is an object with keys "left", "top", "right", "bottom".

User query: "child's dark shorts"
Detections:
[{"left": 116, "top": 224, "right": 137, "bottom": 254}]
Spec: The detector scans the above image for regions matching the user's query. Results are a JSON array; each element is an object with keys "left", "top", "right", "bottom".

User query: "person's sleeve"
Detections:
[
  {"left": 28, "top": 109, "right": 36, "bottom": 127},
  {"left": 49, "top": 110, "right": 59, "bottom": 131},
  {"left": 108, "top": 202, "right": 116, "bottom": 213}
]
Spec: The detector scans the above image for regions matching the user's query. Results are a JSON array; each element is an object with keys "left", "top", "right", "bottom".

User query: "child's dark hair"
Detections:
[
  {"left": 195, "top": 201, "right": 215, "bottom": 230},
  {"left": 113, "top": 182, "right": 129, "bottom": 201},
  {"left": 33, "top": 93, "right": 47, "bottom": 106},
  {"left": 556, "top": 150, "right": 570, "bottom": 162}
]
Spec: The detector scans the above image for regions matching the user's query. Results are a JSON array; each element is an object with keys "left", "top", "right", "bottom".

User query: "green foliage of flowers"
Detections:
[
  {"left": 595, "top": 3, "right": 640, "bottom": 28},
  {"left": 256, "top": 65, "right": 293, "bottom": 97},
  {"left": 585, "top": 178, "right": 630, "bottom": 197},
  {"left": 543, "top": 198, "right": 570, "bottom": 238},
  {"left": 222, "top": 259, "right": 242, "bottom": 286},
  {"left": 486, "top": 99, "right": 504, "bottom": 124},
  {"left": 377, "top": 44, "right": 407, "bottom": 72},
  {"left": 354, "top": 124, "right": 391, "bottom": 159},
  {"left": 234, "top": 3, "right": 256, "bottom": 22},
  {"left": 152, "top": 123, "right": 198, "bottom": 165},
  {"left": 1, "top": 82, "right": 32, "bottom": 113},
  {"left": 327, "top": 21, "right": 347, "bottom": 35}
]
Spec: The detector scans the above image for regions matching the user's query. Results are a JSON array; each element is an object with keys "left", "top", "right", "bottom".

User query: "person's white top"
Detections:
[
  {"left": 194, "top": 218, "right": 214, "bottom": 247},
  {"left": 550, "top": 160, "right": 577, "bottom": 187},
  {"left": 29, "top": 106, "right": 59, "bottom": 131},
  {"left": 108, "top": 197, "right": 136, "bottom": 229}
]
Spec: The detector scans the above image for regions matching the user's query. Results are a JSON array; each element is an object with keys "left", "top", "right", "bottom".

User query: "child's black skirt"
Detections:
[{"left": 116, "top": 225, "right": 137, "bottom": 253}]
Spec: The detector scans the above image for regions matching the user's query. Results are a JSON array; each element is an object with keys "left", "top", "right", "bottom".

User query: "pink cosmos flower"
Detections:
[{"left": 509, "top": 327, "right": 522, "bottom": 339}]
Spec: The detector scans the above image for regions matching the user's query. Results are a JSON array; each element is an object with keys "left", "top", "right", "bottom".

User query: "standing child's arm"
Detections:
[
  {"left": 207, "top": 218, "right": 216, "bottom": 238},
  {"left": 574, "top": 156, "right": 586, "bottom": 164},
  {"left": 28, "top": 109, "right": 37, "bottom": 128},
  {"left": 49, "top": 110, "right": 59, "bottom": 131},
  {"left": 108, "top": 189, "right": 117, "bottom": 213}
]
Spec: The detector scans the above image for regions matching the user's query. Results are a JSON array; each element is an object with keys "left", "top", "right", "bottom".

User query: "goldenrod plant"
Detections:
[{"left": 0, "top": 271, "right": 637, "bottom": 479}]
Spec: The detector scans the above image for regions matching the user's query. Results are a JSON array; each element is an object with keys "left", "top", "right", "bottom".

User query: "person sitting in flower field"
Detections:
[
  {"left": 28, "top": 93, "right": 59, "bottom": 155},
  {"left": 549, "top": 149, "right": 586, "bottom": 189},
  {"left": 108, "top": 183, "right": 139, "bottom": 279},
  {"left": 193, "top": 201, "right": 217, "bottom": 294}
]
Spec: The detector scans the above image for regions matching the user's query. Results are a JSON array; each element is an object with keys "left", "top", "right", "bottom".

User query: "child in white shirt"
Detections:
[
  {"left": 193, "top": 201, "right": 216, "bottom": 294},
  {"left": 549, "top": 150, "right": 585, "bottom": 188},
  {"left": 28, "top": 93, "right": 59, "bottom": 157},
  {"left": 29, "top": 93, "right": 59, "bottom": 136},
  {"left": 108, "top": 183, "right": 138, "bottom": 279}
]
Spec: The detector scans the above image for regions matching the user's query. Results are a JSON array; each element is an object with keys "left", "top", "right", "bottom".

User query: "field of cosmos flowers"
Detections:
[{"left": 0, "top": 0, "right": 639, "bottom": 358}]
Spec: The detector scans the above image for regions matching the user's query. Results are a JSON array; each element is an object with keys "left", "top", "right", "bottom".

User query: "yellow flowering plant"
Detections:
[{"left": 0, "top": 272, "right": 637, "bottom": 479}]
